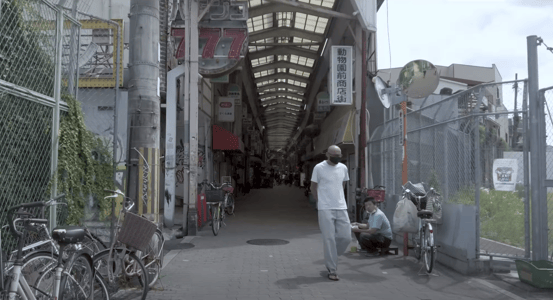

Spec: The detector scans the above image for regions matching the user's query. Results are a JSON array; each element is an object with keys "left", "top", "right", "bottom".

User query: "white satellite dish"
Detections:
[{"left": 373, "top": 76, "right": 390, "bottom": 108}]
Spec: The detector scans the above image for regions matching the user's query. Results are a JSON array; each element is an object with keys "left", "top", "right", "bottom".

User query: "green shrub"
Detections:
[{"left": 53, "top": 95, "right": 114, "bottom": 224}]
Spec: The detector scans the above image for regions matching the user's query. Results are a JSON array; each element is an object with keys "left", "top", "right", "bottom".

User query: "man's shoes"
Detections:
[{"left": 328, "top": 273, "right": 339, "bottom": 281}]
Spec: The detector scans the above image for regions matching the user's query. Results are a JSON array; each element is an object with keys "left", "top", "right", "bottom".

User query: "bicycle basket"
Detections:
[
  {"left": 117, "top": 212, "right": 157, "bottom": 252},
  {"left": 205, "top": 189, "right": 225, "bottom": 203}
]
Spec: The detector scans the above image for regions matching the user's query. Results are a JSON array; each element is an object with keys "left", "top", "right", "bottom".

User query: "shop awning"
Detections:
[
  {"left": 313, "top": 108, "right": 356, "bottom": 154},
  {"left": 213, "top": 125, "right": 244, "bottom": 152}
]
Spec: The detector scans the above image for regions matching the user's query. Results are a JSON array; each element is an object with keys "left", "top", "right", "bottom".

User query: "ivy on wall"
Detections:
[{"left": 54, "top": 94, "right": 114, "bottom": 224}]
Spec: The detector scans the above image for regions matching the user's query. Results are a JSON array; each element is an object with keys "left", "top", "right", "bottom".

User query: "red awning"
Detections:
[{"left": 213, "top": 125, "right": 244, "bottom": 152}]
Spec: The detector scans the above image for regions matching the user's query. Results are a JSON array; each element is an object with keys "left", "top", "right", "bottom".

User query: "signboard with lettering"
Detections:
[
  {"left": 313, "top": 112, "right": 327, "bottom": 121},
  {"left": 329, "top": 46, "right": 353, "bottom": 105},
  {"left": 217, "top": 97, "right": 235, "bottom": 122},
  {"left": 316, "top": 91, "right": 331, "bottom": 112},
  {"left": 170, "top": 2, "right": 249, "bottom": 77},
  {"left": 493, "top": 159, "right": 518, "bottom": 191},
  {"left": 228, "top": 84, "right": 241, "bottom": 106}
]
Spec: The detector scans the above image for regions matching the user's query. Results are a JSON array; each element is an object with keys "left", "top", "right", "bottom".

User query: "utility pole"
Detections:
[
  {"left": 527, "top": 35, "right": 547, "bottom": 260},
  {"left": 186, "top": 0, "right": 199, "bottom": 235},
  {"left": 128, "top": 0, "right": 161, "bottom": 221}
]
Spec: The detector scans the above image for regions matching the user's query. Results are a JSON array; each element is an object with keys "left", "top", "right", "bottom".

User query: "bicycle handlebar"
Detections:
[
  {"left": 199, "top": 180, "right": 231, "bottom": 190},
  {"left": 7, "top": 193, "right": 58, "bottom": 238},
  {"left": 103, "top": 189, "right": 135, "bottom": 212}
]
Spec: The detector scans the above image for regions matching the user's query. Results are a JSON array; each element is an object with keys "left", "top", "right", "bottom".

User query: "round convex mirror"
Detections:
[{"left": 397, "top": 60, "right": 440, "bottom": 99}]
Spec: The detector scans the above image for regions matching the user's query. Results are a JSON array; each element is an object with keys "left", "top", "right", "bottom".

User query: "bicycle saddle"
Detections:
[
  {"left": 222, "top": 186, "right": 234, "bottom": 193},
  {"left": 52, "top": 226, "right": 86, "bottom": 244},
  {"left": 417, "top": 210, "right": 433, "bottom": 219}
]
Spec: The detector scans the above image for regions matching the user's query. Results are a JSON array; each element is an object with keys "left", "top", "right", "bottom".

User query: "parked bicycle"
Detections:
[
  {"left": 402, "top": 182, "right": 440, "bottom": 273},
  {"left": 93, "top": 189, "right": 156, "bottom": 300},
  {"left": 200, "top": 180, "right": 235, "bottom": 236},
  {"left": 0, "top": 194, "right": 109, "bottom": 299}
]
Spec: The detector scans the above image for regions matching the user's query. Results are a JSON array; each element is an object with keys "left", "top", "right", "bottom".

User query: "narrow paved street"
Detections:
[{"left": 145, "top": 185, "right": 549, "bottom": 300}]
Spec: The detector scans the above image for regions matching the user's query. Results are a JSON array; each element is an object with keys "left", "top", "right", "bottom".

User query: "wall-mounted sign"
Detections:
[
  {"left": 329, "top": 46, "right": 353, "bottom": 106},
  {"left": 493, "top": 159, "right": 518, "bottom": 191},
  {"left": 398, "top": 110, "right": 404, "bottom": 146},
  {"left": 170, "top": 2, "right": 249, "bottom": 77},
  {"left": 198, "top": 2, "right": 249, "bottom": 77},
  {"left": 316, "top": 91, "right": 331, "bottom": 112},
  {"left": 228, "top": 84, "right": 241, "bottom": 106},
  {"left": 217, "top": 97, "right": 235, "bottom": 122},
  {"left": 313, "top": 112, "right": 327, "bottom": 121},
  {"left": 242, "top": 107, "right": 248, "bottom": 119},
  {"left": 211, "top": 74, "right": 229, "bottom": 83}
]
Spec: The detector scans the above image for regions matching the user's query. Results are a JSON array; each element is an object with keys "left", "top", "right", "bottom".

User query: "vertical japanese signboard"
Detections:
[
  {"left": 330, "top": 46, "right": 353, "bottom": 105},
  {"left": 218, "top": 97, "right": 235, "bottom": 122}
]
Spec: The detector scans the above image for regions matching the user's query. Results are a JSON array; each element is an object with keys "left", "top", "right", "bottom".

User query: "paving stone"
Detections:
[{"left": 134, "top": 186, "right": 543, "bottom": 300}]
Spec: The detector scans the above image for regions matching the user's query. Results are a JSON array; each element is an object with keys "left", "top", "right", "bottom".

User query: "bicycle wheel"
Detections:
[
  {"left": 59, "top": 252, "right": 94, "bottom": 300},
  {"left": 141, "top": 230, "right": 163, "bottom": 287},
  {"left": 211, "top": 205, "right": 221, "bottom": 236},
  {"left": 225, "top": 194, "right": 235, "bottom": 215},
  {"left": 93, "top": 248, "right": 148, "bottom": 300},
  {"left": 413, "top": 230, "right": 422, "bottom": 260},
  {"left": 83, "top": 229, "right": 107, "bottom": 255},
  {"left": 22, "top": 251, "right": 109, "bottom": 300},
  {"left": 424, "top": 225, "right": 435, "bottom": 273}
]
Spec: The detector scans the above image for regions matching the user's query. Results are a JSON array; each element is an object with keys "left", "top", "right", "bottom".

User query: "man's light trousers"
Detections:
[{"left": 318, "top": 209, "right": 351, "bottom": 273}]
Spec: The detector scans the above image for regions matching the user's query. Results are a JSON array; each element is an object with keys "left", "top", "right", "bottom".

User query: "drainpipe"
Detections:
[{"left": 164, "top": 64, "right": 186, "bottom": 227}]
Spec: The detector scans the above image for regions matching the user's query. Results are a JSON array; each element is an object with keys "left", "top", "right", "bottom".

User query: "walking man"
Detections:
[{"left": 310, "top": 145, "right": 351, "bottom": 281}]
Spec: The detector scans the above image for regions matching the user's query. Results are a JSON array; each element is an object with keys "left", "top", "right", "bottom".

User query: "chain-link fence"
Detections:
[
  {"left": 0, "top": 0, "right": 81, "bottom": 252},
  {"left": 541, "top": 86, "right": 553, "bottom": 260},
  {"left": 68, "top": 10, "right": 125, "bottom": 242},
  {"left": 369, "top": 80, "right": 531, "bottom": 261}
]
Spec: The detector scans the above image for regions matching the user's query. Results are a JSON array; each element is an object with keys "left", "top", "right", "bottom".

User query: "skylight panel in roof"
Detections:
[
  {"left": 305, "top": 15, "right": 318, "bottom": 32},
  {"left": 321, "top": 0, "right": 335, "bottom": 8},
  {"left": 315, "top": 18, "right": 328, "bottom": 34},
  {"left": 250, "top": 56, "right": 274, "bottom": 67},
  {"left": 277, "top": 55, "right": 288, "bottom": 61},
  {"left": 277, "top": 68, "right": 287, "bottom": 73},
  {"left": 294, "top": 13, "right": 307, "bottom": 30},
  {"left": 288, "top": 68, "right": 310, "bottom": 77},
  {"left": 248, "top": 0, "right": 262, "bottom": 8}
]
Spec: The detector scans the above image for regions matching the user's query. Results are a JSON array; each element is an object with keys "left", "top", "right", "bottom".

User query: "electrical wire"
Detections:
[{"left": 537, "top": 37, "right": 553, "bottom": 55}]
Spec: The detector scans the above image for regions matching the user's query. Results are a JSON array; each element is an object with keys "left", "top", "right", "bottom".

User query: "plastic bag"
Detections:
[
  {"left": 427, "top": 194, "right": 443, "bottom": 225},
  {"left": 393, "top": 197, "right": 419, "bottom": 233}
]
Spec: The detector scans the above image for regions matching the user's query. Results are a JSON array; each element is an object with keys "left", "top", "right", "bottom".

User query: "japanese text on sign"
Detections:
[
  {"left": 218, "top": 97, "right": 235, "bottom": 122},
  {"left": 330, "top": 46, "right": 352, "bottom": 105}
]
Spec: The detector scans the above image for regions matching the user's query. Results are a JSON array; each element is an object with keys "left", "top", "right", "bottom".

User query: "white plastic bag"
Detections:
[{"left": 393, "top": 198, "right": 419, "bottom": 233}]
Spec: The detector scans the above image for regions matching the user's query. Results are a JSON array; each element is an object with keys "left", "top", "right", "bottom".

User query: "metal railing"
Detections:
[{"left": 368, "top": 80, "right": 531, "bottom": 261}]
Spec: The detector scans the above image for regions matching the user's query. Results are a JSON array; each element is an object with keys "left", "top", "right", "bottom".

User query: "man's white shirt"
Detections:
[{"left": 311, "top": 160, "right": 349, "bottom": 210}]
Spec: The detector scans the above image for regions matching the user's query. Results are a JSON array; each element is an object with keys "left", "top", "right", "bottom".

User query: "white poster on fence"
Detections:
[{"left": 493, "top": 159, "right": 518, "bottom": 191}]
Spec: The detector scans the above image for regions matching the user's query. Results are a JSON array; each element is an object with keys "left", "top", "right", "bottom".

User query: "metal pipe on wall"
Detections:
[
  {"left": 187, "top": 0, "right": 199, "bottom": 235},
  {"left": 522, "top": 81, "right": 531, "bottom": 258}
]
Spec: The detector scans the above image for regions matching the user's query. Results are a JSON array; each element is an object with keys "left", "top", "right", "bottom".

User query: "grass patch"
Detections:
[{"left": 449, "top": 187, "right": 525, "bottom": 248}]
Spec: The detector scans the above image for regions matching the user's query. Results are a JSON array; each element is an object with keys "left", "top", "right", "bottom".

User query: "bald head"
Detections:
[{"left": 327, "top": 145, "right": 342, "bottom": 157}]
